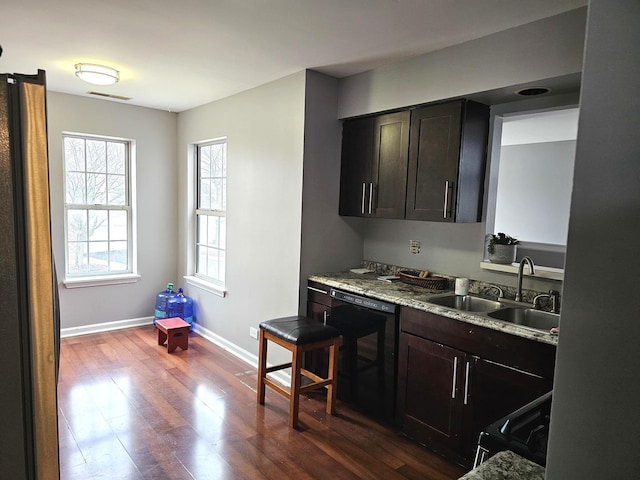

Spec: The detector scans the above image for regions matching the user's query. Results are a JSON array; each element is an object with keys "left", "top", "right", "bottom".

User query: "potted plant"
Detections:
[{"left": 488, "top": 232, "right": 519, "bottom": 264}]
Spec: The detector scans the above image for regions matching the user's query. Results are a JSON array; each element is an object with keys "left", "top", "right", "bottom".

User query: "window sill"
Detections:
[
  {"left": 480, "top": 261, "right": 564, "bottom": 281},
  {"left": 63, "top": 273, "right": 141, "bottom": 289},
  {"left": 184, "top": 275, "right": 227, "bottom": 297}
]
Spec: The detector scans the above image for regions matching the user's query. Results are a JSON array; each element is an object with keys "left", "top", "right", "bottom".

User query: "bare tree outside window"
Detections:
[{"left": 63, "top": 134, "right": 132, "bottom": 277}]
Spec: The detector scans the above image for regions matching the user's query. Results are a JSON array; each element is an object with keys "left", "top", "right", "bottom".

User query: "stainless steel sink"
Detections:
[
  {"left": 427, "top": 294, "right": 503, "bottom": 313},
  {"left": 487, "top": 307, "right": 559, "bottom": 332}
]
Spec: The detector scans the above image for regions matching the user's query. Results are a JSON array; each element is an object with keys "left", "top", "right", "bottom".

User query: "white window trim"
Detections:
[
  {"left": 62, "top": 132, "right": 138, "bottom": 282},
  {"left": 194, "top": 138, "right": 227, "bottom": 287}
]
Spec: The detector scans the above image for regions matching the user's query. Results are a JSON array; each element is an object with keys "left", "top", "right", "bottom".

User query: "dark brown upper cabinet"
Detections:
[
  {"left": 406, "top": 100, "right": 489, "bottom": 222},
  {"left": 339, "top": 111, "right": 410, "bottom": 219},
  {"left": 339, "top": 99, "right": 489, "bottom": 222}
]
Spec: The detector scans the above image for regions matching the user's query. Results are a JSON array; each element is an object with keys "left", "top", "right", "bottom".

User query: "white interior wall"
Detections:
[
  {"left": 176, "top": 72, "right": 306, "bottom": 362},
  {"left": 47, "top": 92, "right": 178, "bottom": 329}
]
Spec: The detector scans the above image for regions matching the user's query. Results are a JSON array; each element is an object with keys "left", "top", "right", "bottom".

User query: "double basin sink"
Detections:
[{"left": 426, "top": 293, "right": 559, "bottom": 333}]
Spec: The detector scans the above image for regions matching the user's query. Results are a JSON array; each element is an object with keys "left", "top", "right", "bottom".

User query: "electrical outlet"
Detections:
[
  {"left": 410, "top": 240, "right": 421, "bottom": 254},
  {"left": 249, "top": 327, "right": 258, "bottom": 339}
]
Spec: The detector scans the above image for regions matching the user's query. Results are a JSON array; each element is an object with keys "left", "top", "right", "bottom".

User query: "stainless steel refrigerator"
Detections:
[{"left": 0, "top": 70, "right": 60, "bottom": 479}]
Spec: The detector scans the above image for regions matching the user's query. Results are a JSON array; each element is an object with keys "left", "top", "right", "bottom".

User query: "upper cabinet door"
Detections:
[
  {"left": 406, "top": 100, "right": 489, "bottom": 222},
  {"left": 372, "top": 111, "right": 410, "bottom": 219},
  {"left": 406, "top": 102, "right": 462, "bottom": 222},
  {"left": 339, "top": 116, "right": 373, "bottom": 217}
]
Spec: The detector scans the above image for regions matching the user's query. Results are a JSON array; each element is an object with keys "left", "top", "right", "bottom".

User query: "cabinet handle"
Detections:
[
  {"left": 368, "top": 182, "right": 374, "bottom": 215},
  {"left": 361, "top": 182, "right": 366, "bottom": 215},
  {"left": 307, "top": 286, "right": 328, "bottom": 295},
  {"left": 451, "top": 356, "right": 458, "bottom": 399},
  {"left": 443, "top": 180, "right": 450, "bottom": 218},
  {"left": 464, "top": 361, "right": 470, "bottom": 405},
  {"left": 323, "top": 310, "right": 327, "bottom": 325}
]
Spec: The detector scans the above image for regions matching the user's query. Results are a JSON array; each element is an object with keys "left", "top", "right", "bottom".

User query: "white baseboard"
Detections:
[
  {"left": 60, "top": 316, "right": 153, "bottom": 338},
  {"left": 60, "top": 317, "right": 291, "bottom": 387},
  {"left": 193, "top": 323, "right": 291, "bottom": 387}
]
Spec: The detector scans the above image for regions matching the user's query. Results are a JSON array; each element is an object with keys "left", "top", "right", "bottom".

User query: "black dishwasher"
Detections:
[{"left": 326, "top": 288, "right": 399, "bottom": 424}]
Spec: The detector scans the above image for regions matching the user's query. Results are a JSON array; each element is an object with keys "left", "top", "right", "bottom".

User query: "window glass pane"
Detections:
[
  {"left": 88, "top": 241, "right": 108, "bottom": 272},
  {"left": 211, "top": 143, "right": 225, "bottom": 177},
  {"left": 109, "top": 241, "right": 128, "bottom": 271},
  {"left": 207, "top": 216, "right": 219, "bottom": 248},
  {"left": 219, "top": 217, "right": 226, "bottom": 250},
  {"left": 199, "top": 179, "right": 212, "bottom": 210},
  {"left": 109, "top": 210, "right": 128, "bottom": 241},
  {"left": 64, "top": 137, "right": 85, "bottom": 172},
  {"left": 67, "top": 209, "right": 88, "bottom": 241},
  {"left": 211, "top": 179, "right": 224, "bottom": 211},
  {"left": 218, "top": 250, "right": 226, "bottom": 283},
  {"left": 108, "top": 174, "right": 126, "bottom": 205},
  {"left": 67, "top": 242, "right": 88, "bottom": 274},
  {"left": 88, "top": 210, "right": 108, "bottom": 241},
  {"left": 107, "top": 142, "right": 125, "bottom": 174},
  {"left": 200, "top": 146, "right": 211, "bottom": 178},
  {"left": 66, "top": 172, "right": 86, "bottom": 204},
  {"left": 207, "top": 248, "right": 220, "bottom": 280},
  {"left": 86, "top": 140, "right": 106, "bottom": 173},
  {"left": 197, "top": 245, "right": 208, "bottom": 277},
  {"left": 86, "top": 173, "right": 107, "bottom": 204},
  {"left": 197, "top": 214, "right": 208, "bottom": 245}
]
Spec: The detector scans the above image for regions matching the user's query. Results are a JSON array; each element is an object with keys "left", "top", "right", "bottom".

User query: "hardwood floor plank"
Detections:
[{"left": 59, "top": 326, "right": 467, "bottom": 480}]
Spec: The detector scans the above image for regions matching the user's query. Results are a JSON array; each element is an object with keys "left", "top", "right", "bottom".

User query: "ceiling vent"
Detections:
[
  {"left": 87, "top": 91, "right": 131, "bottom": 101},
  {"left": 516, "top": 87, "right": 551, "bottom": 96}
]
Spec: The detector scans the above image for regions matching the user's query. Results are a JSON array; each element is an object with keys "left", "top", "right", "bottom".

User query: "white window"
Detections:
[
  {"left": 196, "top": 139, "right": 227, "bottom": 284},
  {"left": 63, "top": 134, "right": 134, "bottom": 278}
]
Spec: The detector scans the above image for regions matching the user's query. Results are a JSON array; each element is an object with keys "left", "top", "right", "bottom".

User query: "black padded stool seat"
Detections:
[
  {"left": 257, "top": 315, "right": 340, "bottom": 428},
  {"left": 260, "top": 316, "right": 339, "bottom": 344}
]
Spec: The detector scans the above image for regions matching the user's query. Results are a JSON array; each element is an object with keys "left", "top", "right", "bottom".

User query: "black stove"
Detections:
[{"left": 474, "top": 391, "right": 552, "bottom": 468}]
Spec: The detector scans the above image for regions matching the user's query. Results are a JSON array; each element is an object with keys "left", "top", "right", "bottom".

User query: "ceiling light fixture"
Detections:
[{"left": 74, "top": 63, "right": 120, "bottom": 86}]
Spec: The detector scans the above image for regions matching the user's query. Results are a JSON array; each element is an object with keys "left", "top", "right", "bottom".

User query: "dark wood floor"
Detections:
[{"left": 58, "top": 326, "right": 466, "bottom": 480}]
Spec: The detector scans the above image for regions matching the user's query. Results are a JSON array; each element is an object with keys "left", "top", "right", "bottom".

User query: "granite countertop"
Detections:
[
  {"left": 458, "top": 450, "right": 545, "bottom": 480},
  {"left": 308, "top": 271, "right": 558, "bottom": 346}
]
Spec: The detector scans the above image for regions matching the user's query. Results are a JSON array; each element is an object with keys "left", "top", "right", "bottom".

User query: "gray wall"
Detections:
[
  {"left": 546, "top": 0, "right": 640, "bottom": 477},
  {"left": 338, "top": 8, "right": 586, "bottom": 119},
  {"left": 47, "top": 92, "right": 178, "bottom": 329},
  {"left": 299, "top": 71, "right": 364, "bottom": 309},
  {"left": 176, "top": 72, "right": 307, "bottom": 363},
  {"left": 337, "top": 9, "right": 586, "bottom": 294}
]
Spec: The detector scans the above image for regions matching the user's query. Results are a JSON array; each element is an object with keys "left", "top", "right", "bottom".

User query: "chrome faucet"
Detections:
[
  {"left": 533, "top": 289, "right": 560, "bottom": 314},
  {"left": 487, "top": 284, "right": 504, "bottom": 300},
  {"left": 515, "top": 256, "right": 535, "bottom": 302}
]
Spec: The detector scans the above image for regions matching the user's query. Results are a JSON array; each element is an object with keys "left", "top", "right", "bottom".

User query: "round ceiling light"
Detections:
[{"left": 74, "top": 63, "right": 120, "bottom": 85}]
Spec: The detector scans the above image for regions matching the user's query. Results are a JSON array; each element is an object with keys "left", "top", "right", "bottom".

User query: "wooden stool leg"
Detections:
[
  {"left": 289, "top": 345, "right": 303, "bottom": 428},
  {"left": 157, "top": 328, "right": 167, "bottom": 346},
  {"left": 257, "top": 328, "right": 267, "bottom": 405},
  {"left": 326, "top": 337, "right": 340, "bottom": 415}
]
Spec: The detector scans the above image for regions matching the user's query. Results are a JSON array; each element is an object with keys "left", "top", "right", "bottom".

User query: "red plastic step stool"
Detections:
[{"left": 156, "top": 317, "right": 190, "bottom": 353}]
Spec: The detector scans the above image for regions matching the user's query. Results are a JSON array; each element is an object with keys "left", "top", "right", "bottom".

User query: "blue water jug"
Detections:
[
  {"left": 167, "top": 288, "right": 195, "bottom": 330},
  {"left": 154, "top": 283, "right": 177, "bottom": 324}
]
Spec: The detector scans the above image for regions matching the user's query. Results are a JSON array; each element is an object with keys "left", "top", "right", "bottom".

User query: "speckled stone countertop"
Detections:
[
  {"left": 458, "top": 450, "right": 545, "bottom": 480},
  {"left": 308, "top": 271, "right": 558, "bottom": 346}
]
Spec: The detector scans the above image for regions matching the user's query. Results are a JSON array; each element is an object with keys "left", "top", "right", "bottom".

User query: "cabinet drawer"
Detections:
[
  {"left": 307, "top": 281, "right": 332, "bottom": 307},
  {"left": 400, "top": 306, "right": 555, "bottom": 379}
]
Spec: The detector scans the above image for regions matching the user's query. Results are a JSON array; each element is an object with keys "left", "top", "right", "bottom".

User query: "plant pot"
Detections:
[{"left": 488, "top": 244, "right": 517, "bottom": 264}]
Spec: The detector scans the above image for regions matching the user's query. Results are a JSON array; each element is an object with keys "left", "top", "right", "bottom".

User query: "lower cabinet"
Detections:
[{"left": 397, "top": 307, "right": 554, "bottom": 467}]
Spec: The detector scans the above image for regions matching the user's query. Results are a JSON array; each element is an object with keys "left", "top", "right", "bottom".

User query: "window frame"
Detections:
[
  {"left": 62, "top": 132, "right": 137, "bottom": 285},
  {"left": 194, "top": 138, "right": 227, "bottom": 286}
]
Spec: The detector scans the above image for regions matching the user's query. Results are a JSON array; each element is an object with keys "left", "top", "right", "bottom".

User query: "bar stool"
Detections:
[{"left": 257, "top": 315, "right": 340, "bottom": 428}]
